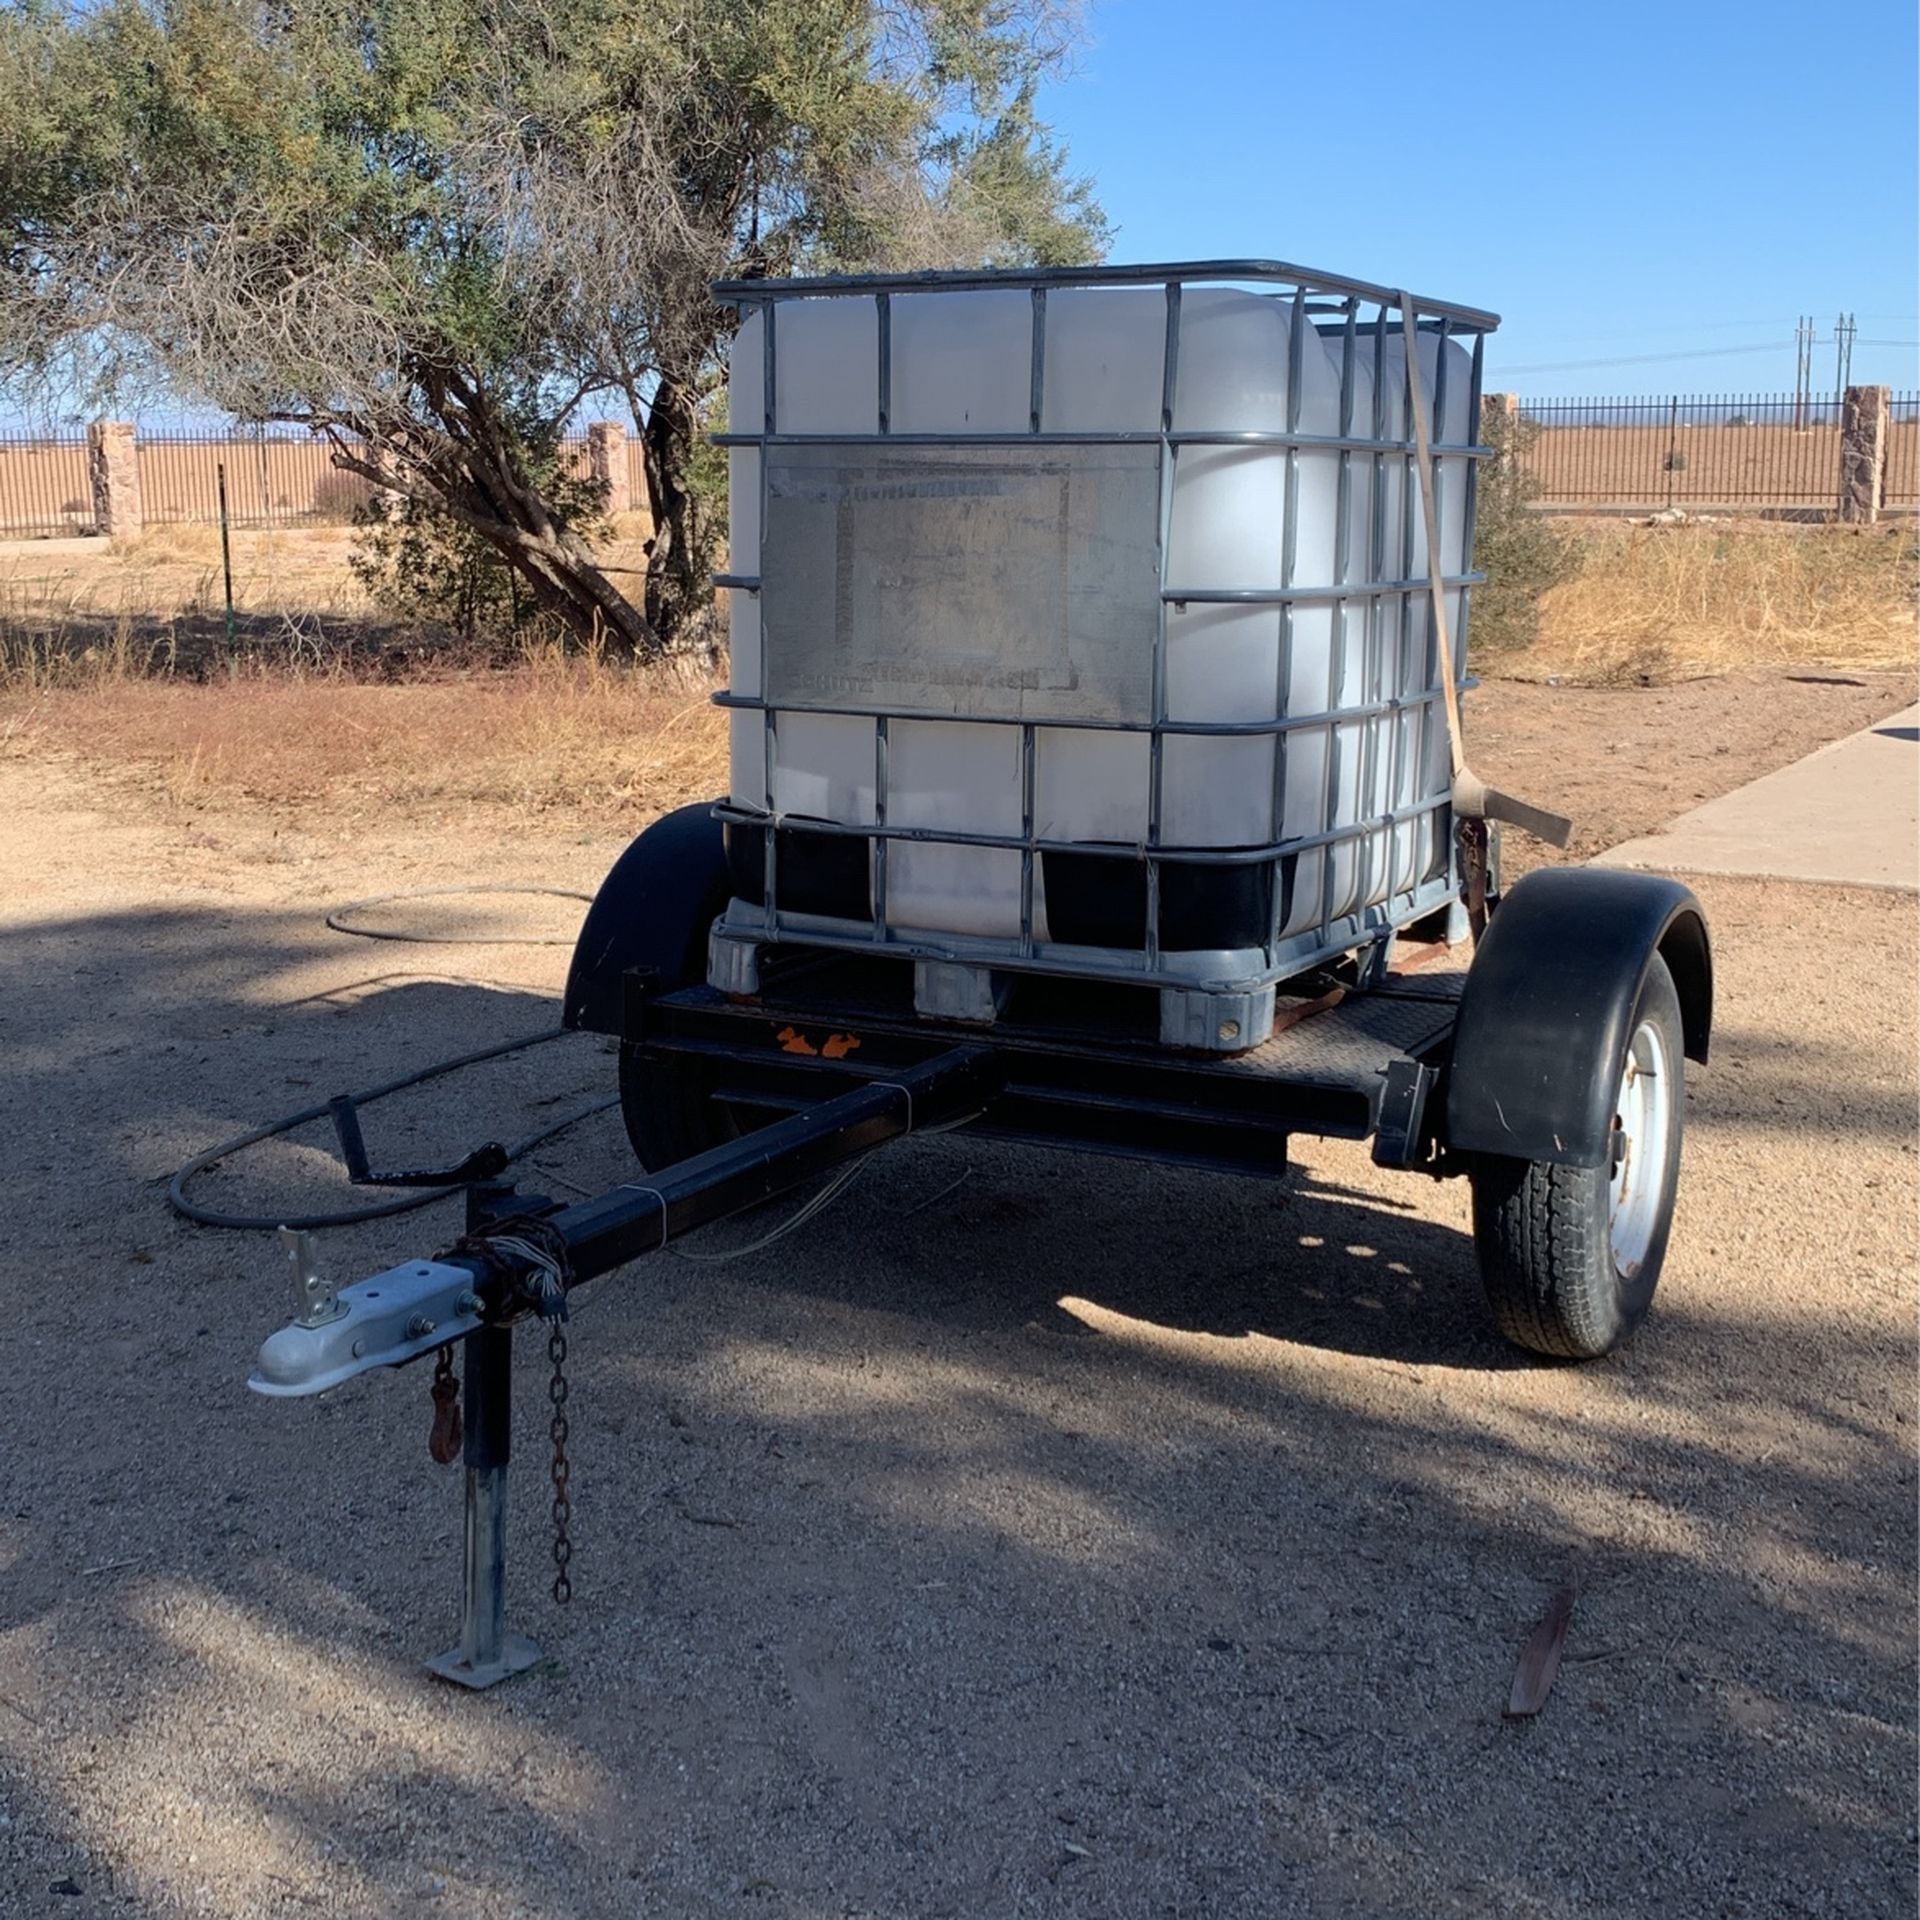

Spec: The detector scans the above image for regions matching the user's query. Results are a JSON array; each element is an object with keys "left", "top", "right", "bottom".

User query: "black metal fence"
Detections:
[
  {"left": 137, "top": 428, "right": 376, "bottom": 528},
  {"left": 0, "top": 428, "right": 92, "bottom": 536},
  {"left": 1519, "top": 391, "right": 1920, "bottom": 513},
  {"left": 0, "top": 424, "right": 623, "bottom": 537},
  {"left": 4, "top": 408, "right": 1909, "bottom": 533},
  {"left": 1885, "top": 393, "right": 1919, "bottom": 507}
]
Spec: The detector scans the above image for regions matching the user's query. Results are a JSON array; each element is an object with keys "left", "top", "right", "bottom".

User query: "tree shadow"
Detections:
[
  {"left": 0, "top": 895, "right": 1910, "bottom": 1918},
  {"left": 678, "top": 1139, "right": 1516, "bottom": 1371}
]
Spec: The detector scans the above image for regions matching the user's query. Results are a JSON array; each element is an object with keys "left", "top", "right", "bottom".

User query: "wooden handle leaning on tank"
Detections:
[{"left": 1398, "top": 294, "right": 1574, "bottom": 851}]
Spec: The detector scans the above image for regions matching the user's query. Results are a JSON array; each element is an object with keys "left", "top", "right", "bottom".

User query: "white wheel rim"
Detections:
[{"left": 1608, "top": 1016, "right": 1673, "bottom": 1277}]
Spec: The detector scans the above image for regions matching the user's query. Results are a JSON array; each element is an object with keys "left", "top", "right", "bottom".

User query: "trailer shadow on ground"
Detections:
[{"left": 0, "top": 888, "right": 1912, "bottom": 1918}]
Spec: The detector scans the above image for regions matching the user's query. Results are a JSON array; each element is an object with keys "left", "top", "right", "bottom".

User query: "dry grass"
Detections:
[
  {"left": 2, "top": 648, "right": 729, "bottom": 821},
  {"left": 0, "top": 520, "right": 659, "bottom": 688},
  {"left": 1521, "top": 520, "right": 1917, "bottom": 683},
  {"left": 4, "top": 519, "right": 1913, "bottom": 820},
  {"left": 0, "top": 525, "right": 374, "bottom": 687}
]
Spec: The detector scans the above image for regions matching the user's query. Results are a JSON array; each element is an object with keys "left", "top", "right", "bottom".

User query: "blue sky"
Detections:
[{"left": 1037, "top": 0, "right": 1918, "bottom": 398}]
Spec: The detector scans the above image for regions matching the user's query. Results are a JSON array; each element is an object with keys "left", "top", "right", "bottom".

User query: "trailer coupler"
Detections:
[{"left": 246, "top": 1042, "right": 1001, "bottom": 1687}]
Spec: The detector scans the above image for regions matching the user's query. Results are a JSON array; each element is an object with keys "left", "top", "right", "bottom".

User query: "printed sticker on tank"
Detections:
[{"left": 760, "top": 444, "right": 1161, "bottom": 724}]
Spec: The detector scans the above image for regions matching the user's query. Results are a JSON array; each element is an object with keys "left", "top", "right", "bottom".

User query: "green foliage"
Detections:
[
  {"left": 685, "top": 386, "right": 729, "bottom": 547},
  {"left": 1, "top": 0, "right": 1106, "bottom": 650},
  {"left": 1470, "top": 405, "right": 1582, "bottom": 662},
  {"left": 350, "top": 435, "right": 612, "bottom": 647}
]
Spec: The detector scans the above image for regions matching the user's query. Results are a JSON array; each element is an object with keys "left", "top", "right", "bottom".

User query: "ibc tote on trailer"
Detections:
[
  {"left": 244, "top": 261, "right": 1713, "bottom": 1688},
  {"left": 711, "top": 268, "right": 1482, "bottom": 1047}
]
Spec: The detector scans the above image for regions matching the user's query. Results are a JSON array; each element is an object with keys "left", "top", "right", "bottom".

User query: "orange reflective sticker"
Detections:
[
  {"left": 821, "top": 1033, "right": 862, "bottom": 1060},
  {"left": 774, "top": 1026, "right": 819, "bottom": 1056}
]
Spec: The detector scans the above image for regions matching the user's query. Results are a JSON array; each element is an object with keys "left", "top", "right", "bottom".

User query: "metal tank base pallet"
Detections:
[{"left": 710, "top": 919, "right": 1294, "bottom": 1054}]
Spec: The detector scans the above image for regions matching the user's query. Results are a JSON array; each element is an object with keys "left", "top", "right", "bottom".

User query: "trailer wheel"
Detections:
[
  {"left": 618, "top": 1044, "right": 741, "bottom": 1170},
  {"left": 1470, "top": 955, "right": 1685, "bottom": 1359}
]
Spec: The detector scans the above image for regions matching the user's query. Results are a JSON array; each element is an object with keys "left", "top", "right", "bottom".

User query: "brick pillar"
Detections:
[
  {"left": 86, "top": 420, "right": 142, "bottom": 538},
  {"left": 1839, "top": 385, "right": 1889, "bottom": 524},
  {"left": 1479, "top": 390, "right": 1519, "bottom": 439},
  {"left": 586, "top": 421, "right": 628, "bottom": 512}
]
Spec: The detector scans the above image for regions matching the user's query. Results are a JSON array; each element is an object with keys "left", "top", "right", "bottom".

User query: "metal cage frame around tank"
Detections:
[{"left": 708, "top": 258, "right": 1498, "bottom": 992}]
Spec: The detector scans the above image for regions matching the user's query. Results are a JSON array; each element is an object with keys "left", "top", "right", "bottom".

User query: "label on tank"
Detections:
[{"left": 761, "top": 444, "right": 1160, "bottom": 724}]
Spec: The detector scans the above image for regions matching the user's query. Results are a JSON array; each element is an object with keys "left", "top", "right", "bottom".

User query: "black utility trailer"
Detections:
[
  {"left": 251, "top": 800, "right": 1710, "bottom": 1687},
  {"left": 247, "top": 258, "right": 1713, "bottom": 1686}
]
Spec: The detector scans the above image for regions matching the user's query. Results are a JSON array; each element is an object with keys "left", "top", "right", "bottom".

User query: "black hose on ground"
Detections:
[
  {"left": 325, "top": 884, "right": 594, "bottom": 946},
  {"left": 169, "top": 886, "right": 610, "bottom": 1232},
  {"left": 167, "top": 1026, "right": 617, "bottom": 1231}
]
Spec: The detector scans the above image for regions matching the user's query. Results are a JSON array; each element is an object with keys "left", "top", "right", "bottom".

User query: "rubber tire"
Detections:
[
  {"left": 1469, "top": 955, "right": 1685, "bottom": 1359},
  {"left": 618, "top": 1042, "right": 741, "bottom": 1171}
]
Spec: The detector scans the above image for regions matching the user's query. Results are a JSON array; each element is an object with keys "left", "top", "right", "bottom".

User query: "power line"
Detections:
[{"left": 1493, "top": 343, "right": 1784, "bottom": 375}]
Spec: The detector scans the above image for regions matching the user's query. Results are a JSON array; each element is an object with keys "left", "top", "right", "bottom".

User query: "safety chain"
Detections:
[
  {"left": 427, "top": 1346, "right": 463, "bottom": 1465},
  {"left": 548, "top": 1322, "right": 572, "bottom": 1604},
  {"left": 436, "top": 1213, "right": 576, "bottom": 1604}
]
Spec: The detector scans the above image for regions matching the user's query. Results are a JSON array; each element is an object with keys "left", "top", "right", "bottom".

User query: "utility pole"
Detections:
[
  {"left": 1833, "top": 312, "right": 1856, "bottom": 404},
  {"left": 1794, "top": 316, "right": 1814, "bottom": 430}
]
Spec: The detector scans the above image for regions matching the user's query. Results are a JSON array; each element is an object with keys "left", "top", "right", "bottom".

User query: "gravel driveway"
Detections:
[{"left": 0, "top": 758, "right": 1912, "bottom": 1920}]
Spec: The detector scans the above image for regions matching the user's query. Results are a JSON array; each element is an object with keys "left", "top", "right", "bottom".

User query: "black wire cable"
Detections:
[
  {"left": 167, "top": 1025, "right": 617, "bottom": 1231},
  {"left": 170, "top": 883, "right": 610, "bottom": 1231},
  {"left": 324, "top": 884, "right": 594, "bottom": 946}
]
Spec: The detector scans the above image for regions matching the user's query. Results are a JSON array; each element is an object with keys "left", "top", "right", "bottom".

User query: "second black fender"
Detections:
[{"left": 1446, "top": 867, "right": 1712, "bottom": 1168}]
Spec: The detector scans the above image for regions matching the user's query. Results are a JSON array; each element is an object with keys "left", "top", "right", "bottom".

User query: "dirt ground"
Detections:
[
  {"left": 1464, "top": 666, "right": 1919, "bottom": 877},
  {"left": 0, "top": 671, "right": 1914, "bottom": 1919}
]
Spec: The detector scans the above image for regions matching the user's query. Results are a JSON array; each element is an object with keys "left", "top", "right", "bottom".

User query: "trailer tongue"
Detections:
[{"left": 248, "top": 1043, "right": 1001, "bottom": 1686}]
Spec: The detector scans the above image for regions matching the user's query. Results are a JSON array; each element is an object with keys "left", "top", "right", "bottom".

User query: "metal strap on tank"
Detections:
[
  {"left": 1399, "top": 293, "right": 1573, "bottom": 852},
  {"left": 1400, "top": 296, "right": 1467, "bottom": 786},
  {"left": 1146, "top": 278, "right": 1183, "bottom": 966},
  {"left": 1021, "top": 287, "right": 1046, "bottom": 957}
]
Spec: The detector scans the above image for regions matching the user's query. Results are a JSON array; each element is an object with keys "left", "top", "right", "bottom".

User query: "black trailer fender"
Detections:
[
  {"left": 1446, "top": 867, "right": 1711, "bottom": 1168},
  {"left": 563, "top": 801, "right": 733, "bottom": 1035}
]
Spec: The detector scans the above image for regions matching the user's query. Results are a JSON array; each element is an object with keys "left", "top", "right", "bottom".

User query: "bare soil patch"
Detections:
[
  {"left": 1466, "top": 666, "right": 1918, "bottom": 878},
  {"left": 0, "top": 710, "right": 1911, "bottom": 1917},
  {"left": 6, "top": 663, "right": 1905, "bottom": 901}
]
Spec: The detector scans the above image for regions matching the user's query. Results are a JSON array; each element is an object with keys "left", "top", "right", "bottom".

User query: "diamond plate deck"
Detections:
[{"left": 1205, "top": 987, "right": 1458, "bottom": 1084}]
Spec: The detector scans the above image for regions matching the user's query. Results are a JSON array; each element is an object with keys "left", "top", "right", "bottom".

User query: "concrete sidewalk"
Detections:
[{"left": 1595, "top": 704, "right": 1918, "bottom": 890}]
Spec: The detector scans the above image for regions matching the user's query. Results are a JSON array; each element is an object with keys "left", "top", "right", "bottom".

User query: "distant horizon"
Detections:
[
  {"left": 5, "top": 297, "right": 1913, "bottom": 436},
  {"left": 5, "top": 363, "right": 1915, "bottom": 440}
]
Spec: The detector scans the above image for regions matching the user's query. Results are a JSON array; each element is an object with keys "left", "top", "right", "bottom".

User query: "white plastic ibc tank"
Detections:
[
  {"left": 1329, "top": 327, "right": 1475, "bottom": 926},
  {"left": 723, "top": 284, "right": 1473, "bottom": 957}
]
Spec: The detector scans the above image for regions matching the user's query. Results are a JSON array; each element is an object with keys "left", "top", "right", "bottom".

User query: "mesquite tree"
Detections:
[{"left": 0, "top": 0, "right": 1105, "bottom": 652}]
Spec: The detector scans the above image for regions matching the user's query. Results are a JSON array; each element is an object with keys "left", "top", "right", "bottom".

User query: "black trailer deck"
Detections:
[
  {"left": 628, "top": 952, "right": 1467, "bottom": 1180},
  {"left": 244, "top": 848, "right": 1712, "bottom": 1687}
]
